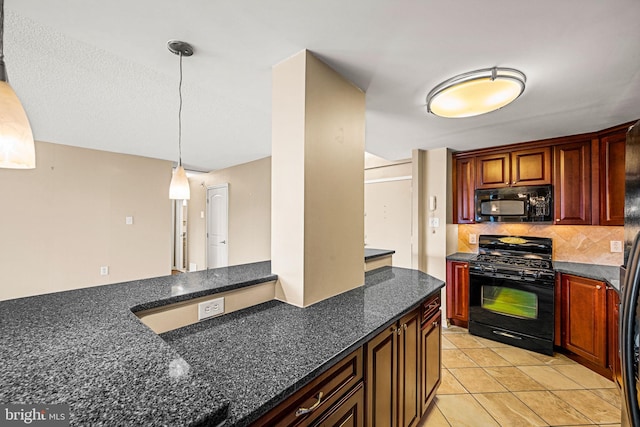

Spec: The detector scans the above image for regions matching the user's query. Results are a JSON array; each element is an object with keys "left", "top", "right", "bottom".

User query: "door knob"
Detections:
[{"left": 220, "top": 240, "right": 226, "bottom": 244}]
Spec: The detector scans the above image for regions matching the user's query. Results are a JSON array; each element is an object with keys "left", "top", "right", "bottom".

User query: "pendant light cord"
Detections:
[{"left": 177, "top": 51, "right": 183, "bottom": 167}]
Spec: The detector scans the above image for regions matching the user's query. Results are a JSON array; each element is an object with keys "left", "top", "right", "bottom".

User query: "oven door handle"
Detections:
[{"left": 492, "top": 330, "right": 522, "bottom": 340}]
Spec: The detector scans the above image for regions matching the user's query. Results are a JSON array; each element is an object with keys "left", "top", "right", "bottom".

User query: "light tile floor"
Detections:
[{"left": 420, "top": 325, "right": 621, "bottom": 427}]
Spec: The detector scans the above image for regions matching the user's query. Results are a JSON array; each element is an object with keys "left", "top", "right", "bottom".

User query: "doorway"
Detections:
[
  {"left": 207, "top": 184, "right": 229, "bottom": 268},
  {"left": 172, "top": 200, "right": 188, "bottom": 272}
]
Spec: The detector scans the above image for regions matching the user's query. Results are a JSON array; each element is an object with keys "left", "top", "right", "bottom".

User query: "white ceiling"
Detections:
[{"left": 6, "top": 0, "right": 640, "bottom": 172}]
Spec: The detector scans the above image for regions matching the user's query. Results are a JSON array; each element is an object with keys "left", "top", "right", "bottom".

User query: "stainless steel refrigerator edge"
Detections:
[{"left": 620, "top": 119, "right": 640, "bottom": 427}]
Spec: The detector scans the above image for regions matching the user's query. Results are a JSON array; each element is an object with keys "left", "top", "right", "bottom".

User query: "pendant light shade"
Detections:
[
  {"left": 169, "top": 165, "right": 190, "bottom": 200},
  {"left": 168, "top": 40, "right": 193, "bottom": 200},
  {"left": 426, "top": 67, "right": 526, "bottom": 118},
  {"left": 0, "top": 0, "right": 35, "bottom": 169}
]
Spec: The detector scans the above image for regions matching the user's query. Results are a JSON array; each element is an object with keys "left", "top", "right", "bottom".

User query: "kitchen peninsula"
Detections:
[{"left": 0, "top": 260, "right": 444, "bottom": 426}]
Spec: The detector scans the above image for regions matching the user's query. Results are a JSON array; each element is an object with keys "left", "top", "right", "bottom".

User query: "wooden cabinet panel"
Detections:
[
  {"left": 367, "top": 324, "right": 397, "bottom": 427},
  {"left": 476, "top": 153, "right": 510, "bottom": 189},
  {"left": 561, "top": 274, "right": 607, "bottom": 367},
  {"left": 608, "top": 287, "right": 621, "bottom": 386},
  {"left": 511, "top": 147, "right": 552, "bottom": 186},
  {"left": 398, "top": 310, "right": 421, "bottom": 427},
  {"left": 446, "top": 261, "right": 469, "bottom": 327},
  {"left": 421, "top": 311, "right": 441, "bottom": 415},
  {"left": 599, "top": 133, "right": 626, "bottom": 226},
  {"left": 454, "top": 157, "right": 476, "bottom": 223},
  {"left": 554, "top": 141, "right": 592, "bottom": 224},
  {"left": 314, "top": 383, "right": 364, "bottom": 427},
  {"left": 254, "top": 348, "right": 363, "bottom": 427}
]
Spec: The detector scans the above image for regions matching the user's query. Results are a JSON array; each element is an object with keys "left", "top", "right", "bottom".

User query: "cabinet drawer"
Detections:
[
  {"left": 422, "top": 294, "right": 441, "bottom": 324},
  {"left": 253, "top": 348, "right": 363, "bottom": 427}
]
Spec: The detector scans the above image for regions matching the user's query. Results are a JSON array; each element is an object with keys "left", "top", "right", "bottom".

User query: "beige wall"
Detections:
[
  {"left": 272, "top": 50, "right": 365, "bottom": 307},
  {"left": 364, "top": 156, "right": 412, "bottom": 268},
  {"left": 458, "top": 223, "right": 624, "bottom": 266},
  {"left": 0, "top": 141, "right": 172, "bottom": 301},
  {"left": 187, "top": 157, "right": 271, "bottom": 270}
]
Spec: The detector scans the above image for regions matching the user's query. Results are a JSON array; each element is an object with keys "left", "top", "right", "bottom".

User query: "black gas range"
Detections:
[{"left": 468, "top": 235, "right": 555, "bottom": 355}]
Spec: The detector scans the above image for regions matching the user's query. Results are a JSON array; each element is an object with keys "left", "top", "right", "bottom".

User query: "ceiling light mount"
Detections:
[
  {"left": 426, "top": 67, "right": 526, "bottom": 118},
  {"left": 167, "top": 40, "right": 194, "bottom": 57}
]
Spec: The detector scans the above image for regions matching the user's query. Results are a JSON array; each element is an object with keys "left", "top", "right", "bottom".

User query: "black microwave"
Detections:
[{"left": 475, "top": 185, "right": 553, "bottom": 223}]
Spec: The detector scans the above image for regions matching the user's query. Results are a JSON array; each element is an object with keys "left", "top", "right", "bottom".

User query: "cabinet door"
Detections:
[
  {"left": 454, "top": 157, "right": 476, "bottom": 223},
  {"left": 476, "top": 153, "right": 510, "bottom": 189},
  {"left": 366, "top": 325, "right": 398, "bottom": 427},
  {"left": 608, "top": 287, "right": 621, "bottom": 386},
  {"left": 599, "top": 133, "right": 626, "bottom": 226},
  {"left": 561, "top": 274, "right": 607, "bottom": 367},
  {"left": 421, "top": 311, "right": 441, "bottom": 415},
  {"left": 313, "top": 383, "right": 364, "bottom": 427},
  {"left": 398, "top": 309, "right": 421, "bottom": 427},
  {"left": 554, "top": 141, "right": 592, "bottom": 225},
  {"left": 511, "top": 146, "right": 551, "bottom": 186},
  {"left": 446, "top": 261, "right": 469, "bottom": 327}
]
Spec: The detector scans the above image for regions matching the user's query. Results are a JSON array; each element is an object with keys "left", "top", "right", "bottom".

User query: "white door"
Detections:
[
  {"left": 207, "top": 184, "right": 229, "bottom": 268},
  {"left": 173, "top": 200, "right": 188, "bottom": 271}
]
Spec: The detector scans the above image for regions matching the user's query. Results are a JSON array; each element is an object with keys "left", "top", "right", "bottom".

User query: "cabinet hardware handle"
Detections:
[
  {"left": 596, "top": 285, "right": 602, "bottom": 290},
  {"left": 505, "top": 181, "right": 509, "bottom": 185},
  {"left": 391, "top": 326, "right": 397, "bottom": 333},
  {"left": 397, "top": 327, "right": 402, "bottom": 335},
  {"left": 556, "top": 219, "right": 560, "bottom": 221},
  {"left": 403, "top": 323, "right": 408, "bottom": 331},
  {"left": 433, "top": 321, "right": 439, "bottom": 328},
  {"left": 295, "top": 392, "right": 324, "bottom": 417}
]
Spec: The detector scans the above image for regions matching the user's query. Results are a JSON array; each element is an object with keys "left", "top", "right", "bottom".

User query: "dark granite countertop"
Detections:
[
  {"left": 364, "top": 248, "right": 396, "bottom": 261},
  {"left": 0, "top": 260, "right": 444, "bottom": 426},
  {"left": 446, "top": 252, "right": 477, "bottom": 262},
  {"left": 554, "top": 261, "right": 621, "bottom": 291}
]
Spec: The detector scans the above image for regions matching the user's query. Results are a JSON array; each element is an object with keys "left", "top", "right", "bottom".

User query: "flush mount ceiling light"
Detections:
[
  {"left": 168, "top": 40, "right": 193, "bottom": 200},
  {"left": 426, "top": 67, "right": 526, "bottom": 118},
  {"left": 0, "top": 0, "right": 35, "bottom": 168}
]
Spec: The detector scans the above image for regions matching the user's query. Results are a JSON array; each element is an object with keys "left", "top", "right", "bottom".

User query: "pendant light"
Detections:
[
  {"left": 0, "top": 0, "right": 35, "bottom": 169},
  {"left": 426, "top": 67, "right": 526, "bottom": 118},
  {"left": 168, "top": 40, "right": 193, "bottom": 200}
]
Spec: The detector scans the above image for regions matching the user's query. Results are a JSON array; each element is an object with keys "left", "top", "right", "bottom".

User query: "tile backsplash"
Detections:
[{"left": 458, "top": 224, "right": 624, "bottom": 266}]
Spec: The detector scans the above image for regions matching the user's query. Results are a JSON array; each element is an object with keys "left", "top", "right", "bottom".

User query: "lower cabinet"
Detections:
[
  {"left": 445, "top": 260, "right": 469, "bottom": 328},
  {"left": 254, "top": 294, "right": 442, "bottom": 427},
  {"left": 366, "top": 295, "right": 441, "bottom": 427},
  {"left": 421, "top": 310, "right": 441, "bottom": 415},
  {"left": 560, "top": 274, "right": 607, "bottom": 367},
  {"left": 557, "top": 273, "right": 620, "bottom": 379}
]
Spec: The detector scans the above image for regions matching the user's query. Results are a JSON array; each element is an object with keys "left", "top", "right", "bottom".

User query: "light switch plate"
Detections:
[
  {"left": 198, "top": 297, "right": 225, "bottom": 320},
  {"left": 125, "top": 216, "right": 133, "bottom": 225},
  {"left": 428, "top": 218, "right": 440, "bottom": 227},
  {"left": 100, "top": 266, "right": 109, "bottom": 275}
]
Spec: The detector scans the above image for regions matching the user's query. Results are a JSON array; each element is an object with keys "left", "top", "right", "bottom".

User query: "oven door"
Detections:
[{"left": 468, "top": 272, "right": 555, "bottom": 354}]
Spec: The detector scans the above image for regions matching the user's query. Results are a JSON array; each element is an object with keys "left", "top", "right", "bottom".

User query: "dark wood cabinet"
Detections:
[
  {"left": 420, "top": 311, "right": 441, "bottom": 415},
  {"left": 475, "top": 147, "right": 551, "bottom": 189},
  {"left": 366, "top": 296, "right": 441, "bottom": 427},
  {"left": 553, "top": 141, "right": 592, "bottom": 225},
  {"left": 254, "top": 348, "right": 363, "bottom": 427},
  {"left": 560, "top": 274, "right": 607, "bottom": 368},
  {"left": 446, "top": 261, "right": 469, "bottom": 328},
  {"left": 599, "top": 132, "right": 626, "bottom": 226},
  {"left": 511, "top": 146, "right": 552, "bottom": 186},
  {"left": 476, "top": 152, "right": 510, "bottom": 189},
  {"left": 453, "top": 157, "right": 476, "bottom": 223},
  {"left": 608, "top": 287, "right": 621, "bottom": 387},
  {"left": 314, "top": 383, "right": 364, "bottom": 427},
  {"left": 366, "top": 307, "right": 421, "bottom": 427}
]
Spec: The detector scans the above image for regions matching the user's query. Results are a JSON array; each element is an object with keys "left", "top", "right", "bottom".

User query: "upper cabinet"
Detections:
[
  {"left": 476, "top": 147, "right": 551, "bottom": 189},
  {"left": 453, "top": 157, "right": 475, "bottom": 224},
  {"left": 451, "top": 120, "right": 634, "bottom": 225},
  {"left": 553, "top": 140, "right": 592, "bottom": 225},
  {"left": 599, "top": 129, "right": 627, "bottom": 226}
]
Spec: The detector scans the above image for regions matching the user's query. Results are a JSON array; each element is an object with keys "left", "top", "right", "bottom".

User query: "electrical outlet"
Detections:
[
  {"left": 125, "top": 216, "right": 133, "bottom": 225},
  {"left": 469, "top": 234, "right": 477, "bottom": 244},
  {"left": 100, "top": 266, "right": 109, "bottom": 275},
  {"left": 611, "top": 240, "right": 623, "bottom": 253},
  {"left": 198, "top": 297, "right": 225, "bottom": 320}
]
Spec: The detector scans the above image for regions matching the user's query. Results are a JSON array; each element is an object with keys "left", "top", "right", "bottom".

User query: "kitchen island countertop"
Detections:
[{"left": 0, "top": 261, "right": 443, "bottom": 426}]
